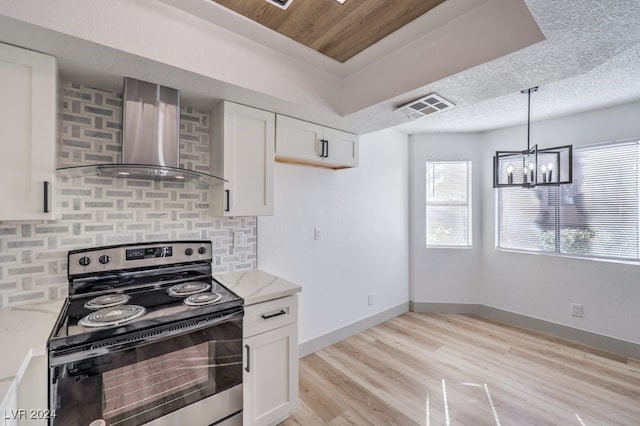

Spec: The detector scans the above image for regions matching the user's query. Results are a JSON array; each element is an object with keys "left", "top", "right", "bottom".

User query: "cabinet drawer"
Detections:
[{"left": 244, "top": 295, "right": 297, "bottom": 338}]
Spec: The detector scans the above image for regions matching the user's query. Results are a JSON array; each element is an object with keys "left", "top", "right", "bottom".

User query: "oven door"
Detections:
[{"left": 49, "top": 308, "right": 243, "bottom": 426}]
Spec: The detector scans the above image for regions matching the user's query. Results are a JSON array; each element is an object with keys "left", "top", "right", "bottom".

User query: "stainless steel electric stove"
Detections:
[{"left": 48, "top": 240, "right": 244, "bottom": 426}]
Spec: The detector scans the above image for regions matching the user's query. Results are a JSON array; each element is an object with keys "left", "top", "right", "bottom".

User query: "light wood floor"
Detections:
[{"left": 284, "top": 313, "right": 640, "bottom": 425}]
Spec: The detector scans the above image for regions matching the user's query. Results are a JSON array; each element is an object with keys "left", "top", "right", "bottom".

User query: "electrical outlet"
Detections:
[
  {"left": 314, "top": 227, "right": 321, "bottom": 240},
  {"left": 233, "top": 231, "right": 243, "bottom": 248},
  {"left": 367, "top": 293, "right": 374, "bottom": 306},
  {"left": 571, "top": 303, "right": 583, "bottom": 318}
]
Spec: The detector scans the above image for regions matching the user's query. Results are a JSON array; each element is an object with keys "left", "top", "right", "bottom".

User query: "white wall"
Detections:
[
  {"left": 258, "top": 129, "right": 409, "bottom": 345},
  {"left": 410, "top": 101, "right": 640, "bottom": 345},
  {"left": 409, "top": 133, "right": 484, "bottom": 304},
  {"left": 480, "top": 101, "right": 640, "bottom": 344}
]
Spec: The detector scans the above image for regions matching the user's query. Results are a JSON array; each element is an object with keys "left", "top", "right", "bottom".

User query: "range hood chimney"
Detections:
[{"left": 57, "top": 78, "right": 225, "bottom": 185}]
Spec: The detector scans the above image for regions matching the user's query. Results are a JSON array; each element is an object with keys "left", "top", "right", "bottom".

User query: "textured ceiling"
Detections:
[
  {"left": 156, "top": 0, "right": 640, "bottom": 134},
  {"left": 197, "top": 0, "right": 640, "bottom": 133},
  {"left": 391, "top": 0, "right": 640, "bottom": 133},
  {"left": 0, "top": 0, "right": 638, "bottom": 135}
]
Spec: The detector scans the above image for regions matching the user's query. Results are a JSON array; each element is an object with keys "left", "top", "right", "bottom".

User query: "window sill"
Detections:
[{"left": 494, "top": 247, "right": 640, "bottom": 266}]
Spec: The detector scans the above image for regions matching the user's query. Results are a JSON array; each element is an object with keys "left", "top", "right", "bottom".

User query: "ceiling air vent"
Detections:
[
  {"left": 265, "top": 0, "right": 293, "bottom": 9},
  {"left": 395, "top": 93, "right": 455, "bottom": 120}
]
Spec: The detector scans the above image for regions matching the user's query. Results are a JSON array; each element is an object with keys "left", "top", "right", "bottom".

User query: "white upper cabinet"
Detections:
[
  {"left": 274, "top": 117, "right": 323, "bottom": 165},
  {"left": 321, "top": 126, "right": 359, "bottom": 168},
  {"left": 275, "top": 115, "right": 358, "bottom": 169},
  {"left": 0, "top": 43, "right": 57, "bottom": 221},
  {"left": 210, "top": 101, "right": 275, "bottom": 216}
]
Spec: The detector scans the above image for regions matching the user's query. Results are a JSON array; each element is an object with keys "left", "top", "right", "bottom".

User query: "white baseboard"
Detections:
[
  {"left": 298, "top": 302, "right": 410, "bottom": 358},
  {"left": 410, "top": 302, "right": 640, "bottom": 359}
]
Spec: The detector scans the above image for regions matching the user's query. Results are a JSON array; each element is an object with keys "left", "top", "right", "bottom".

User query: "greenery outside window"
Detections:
[
  {"left": 426, "top": 161, "right": 472, "bottom": 248},
  {"left": 498, "top": 140, "right": 640, "bottom": 262}
]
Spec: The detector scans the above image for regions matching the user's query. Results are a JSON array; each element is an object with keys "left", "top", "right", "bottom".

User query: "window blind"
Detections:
[
  {"left": 498, "top": 140, "right": 640, "bottom": 262},
  {"left": 426, "top": 161, "right": 472, "bottom": 247}
]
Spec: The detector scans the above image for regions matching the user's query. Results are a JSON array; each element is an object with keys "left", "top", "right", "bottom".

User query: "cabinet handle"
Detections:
[
  {"left": 225, "top": 189, "right": 230, "bottom": 212},
  {"left": 261, "top": 309, "right": 286, "bottom": 320},
  {"left": 43, "top": 181, "right": 50, "bottom": 213},
  {"left": 245, "top": 344, "right": 250, "bottom": 373},
  {"left": 319, "top": 139, "right": 328, "bottom": 158}
]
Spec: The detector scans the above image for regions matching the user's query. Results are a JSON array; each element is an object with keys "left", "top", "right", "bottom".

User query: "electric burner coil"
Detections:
[
  {"left": 79, "top": 305, "right": 147, "bottom": 328},
  {"left": 184, "top": 292, "right": 222, "bottom": 306},
  {"left": 167, "top": 282, "right": 211, "bottom": 297},
  {"left": 83, "top": 293, "right": 130, "bottom": 310}
]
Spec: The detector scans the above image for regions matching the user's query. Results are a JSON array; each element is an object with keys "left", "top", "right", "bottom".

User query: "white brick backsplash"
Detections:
[{"left": 0, "top": 82, "right": 257, "bottom": 306}]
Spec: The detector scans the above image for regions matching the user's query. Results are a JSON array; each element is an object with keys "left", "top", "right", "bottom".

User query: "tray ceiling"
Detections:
[
  {"left": 210, "top": 0, "right": 446, "bottom": 63},
  {"left": 6, "top": 0, "right": 637, "bottom": 135}
]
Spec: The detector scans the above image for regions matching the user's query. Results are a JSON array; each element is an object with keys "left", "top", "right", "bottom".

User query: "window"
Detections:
[
  {"left": 426, "top": 161, "right": 472, "bottom": 247},
  {"left": 498, "top": 140, "right": 640, "bottom": 262}
]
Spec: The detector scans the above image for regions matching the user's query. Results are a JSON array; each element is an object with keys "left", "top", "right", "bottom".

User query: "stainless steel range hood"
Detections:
[{"left": 57, "top": 78, "right": 225, "bottom": 185}]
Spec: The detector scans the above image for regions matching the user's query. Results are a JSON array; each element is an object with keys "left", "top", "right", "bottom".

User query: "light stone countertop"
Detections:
[
  {"left": 214, "top": 269, "right": 301, "bottom": 306},
  {"left": 0, "top": 300, "right": 64, "bottom": 411}
]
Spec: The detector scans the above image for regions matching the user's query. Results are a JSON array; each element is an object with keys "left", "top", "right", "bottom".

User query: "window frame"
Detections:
[
  {"left": 426, "top": 160, "right": 473, "bottom": 249},
  {"left": 495, "top": 139, "right": 640, "bottom": 265}
]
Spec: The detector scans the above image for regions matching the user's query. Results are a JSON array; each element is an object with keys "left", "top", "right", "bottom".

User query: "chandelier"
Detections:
[{"left": 493, "top": 87, "right": 572, "bottom": 188}]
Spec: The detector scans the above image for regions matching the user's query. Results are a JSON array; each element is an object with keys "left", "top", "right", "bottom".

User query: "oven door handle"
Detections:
[{"left": 50, "top": 309, "right": 244, "bottom": 367}]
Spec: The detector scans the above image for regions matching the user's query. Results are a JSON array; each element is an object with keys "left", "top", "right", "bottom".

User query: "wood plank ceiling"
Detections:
[{"left": 210, "top": 0, "right": 446, "bottom": 63}]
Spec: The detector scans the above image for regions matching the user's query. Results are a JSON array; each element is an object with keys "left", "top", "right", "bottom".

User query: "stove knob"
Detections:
[
  {"left": 79, "top": 256, "right": 91, "bottom": 267},
  {"left": 198, "top": 247, "right": 207, "bottom": 255},
  {"left": 99, "top": 255, "right": 110, "bottom": 265},
  {"left": 185, "top": 248, "right": 193, "bottom": 256}
]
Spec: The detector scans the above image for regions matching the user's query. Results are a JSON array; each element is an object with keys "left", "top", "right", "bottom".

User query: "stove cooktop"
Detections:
[
  {"left": 49, "top": 241, "right": 244, "bottom": 353},
  {"left": 49, "top": 276, "right": 242, "bottom": 352}
]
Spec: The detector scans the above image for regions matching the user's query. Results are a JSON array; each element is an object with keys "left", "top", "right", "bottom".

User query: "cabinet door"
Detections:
[
  {"left": 3, "top": 384, "right": 17, "bottom": 426},
  {"left": 211, "top": 101, "right": 275, "bottom": 216},
  {"left": 243, "top": 323, "right": 298, "bottom": 426},
  {"left": 0, "top": 43, "right": 57, "bottom": 221},
  {"left": 275, "top": 115, "right": 324, "bottom": 165},
  {"left": 323, "top": 127, "right": 359, "bottom": 168},
  {"left": 17, "top": 354, "right": 47, "bottom": 426}
]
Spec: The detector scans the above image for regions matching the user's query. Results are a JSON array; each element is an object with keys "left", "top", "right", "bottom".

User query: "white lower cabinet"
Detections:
[
  {"left": 0, "top": 354, "right": 47, "bottom": 426},
  {"left": 2, "top": 385, "right": 17, "bottom": 426},
  {"left": 17, "top": 355, "right": 47, "bottom": 426},
  {"left": 243, "top": 296, "right": 298, "bottom": 426}
]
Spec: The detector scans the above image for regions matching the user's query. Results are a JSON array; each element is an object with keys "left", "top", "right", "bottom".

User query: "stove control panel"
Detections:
[
  {"left": 68, "top": 241, "right": 213, "bottom": 277},
  {"left": 126, "top": 246, "right": 173, "bottom": 261}
]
